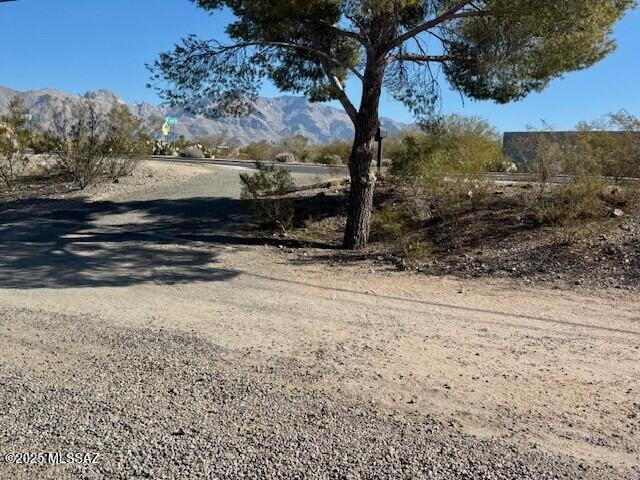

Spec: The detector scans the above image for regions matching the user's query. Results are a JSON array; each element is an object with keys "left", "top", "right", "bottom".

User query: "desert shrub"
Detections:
[
  {"left": 0, "top": 98, "right": 32, "bottom": 187},
  {"left": 153, "top": 140, "right": 176, "bottom": 156},
  {"left": 390, "top": 122, "right": 494, "bottom": 222},
  {"left": 530, "top": 176, "right": 610, "bottom": 225},
  {"left": 274, "top": 151, "right": 295, "bottom": 163},
  {"left": 45, "top": 99, "right": 144, "bottom": 188},
  {"left": 315, "top": 139, "right": 351, "bottom": 164},
  {"left": 390, "top": 115, "right": 504, "bottom": 180},
  {"left": 103, "top": 104, "right": 145, "bottom": 180},
  {"left": 375, "top": 202, "right": 431, "bottom": 265},
  {"left": 518, "top": 134, "right": 569, "bottom": 197},
  {"left": 280, "top": 135, "right": 312, "bottom": 162},
  {"left": 576, "top": 111, "right": 640, "bottom": 180},
  {"left": 45, "top": 99, "right": 109, "bottom": 189},
  {"left": 180, "top": 146, "right": 205, "bottom": 159},
  {"left": 0, "top": 124, "right": 29, "bottom": 187},
  {"left": 242, "top": 140, "right": 275, "bottom": 161},
  {"left": 316, "top": 153, "right": 342, "bottom": 165},
  {"left": 239, "top": 162, "right": 295, "bottom": 232}
]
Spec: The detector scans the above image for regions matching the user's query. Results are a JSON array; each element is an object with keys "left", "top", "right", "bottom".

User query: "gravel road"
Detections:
[
  {"left": 1, "top": 308, "right": 632, "bottom": 480},
  {"left": 1, "top": 161, "right": 638, "bottom": 479}
]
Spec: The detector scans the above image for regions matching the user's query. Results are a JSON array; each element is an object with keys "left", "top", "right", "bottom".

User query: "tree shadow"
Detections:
[{"left": 0, "top": 195, "right": 329, "bottom": 290}]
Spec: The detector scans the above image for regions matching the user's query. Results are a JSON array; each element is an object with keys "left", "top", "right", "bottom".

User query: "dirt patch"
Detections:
[
  {"left": 276, "top": 179, "right": 640, "bottom": 290},
  {"left": 0, "top": 160, "right": 211, "bottom": 206}
]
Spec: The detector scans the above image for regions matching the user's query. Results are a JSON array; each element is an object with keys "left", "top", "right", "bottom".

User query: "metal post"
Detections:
[
  {"left": 377, "top": 135, "right": 383, "bottom": 177},
  {"left": 376, "top": 127, "right": 386, "bottom": 177}
]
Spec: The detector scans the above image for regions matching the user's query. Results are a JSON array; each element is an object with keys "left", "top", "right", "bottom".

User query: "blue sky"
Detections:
[{"left": 2, "top": 0, "right": 638, "bottom": 132}]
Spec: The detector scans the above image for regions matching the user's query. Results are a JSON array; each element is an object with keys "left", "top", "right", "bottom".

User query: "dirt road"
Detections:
[{"left": 1, "top": 162, "right": 638, "bottom": 479}]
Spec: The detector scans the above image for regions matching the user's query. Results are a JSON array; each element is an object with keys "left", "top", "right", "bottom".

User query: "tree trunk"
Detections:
[
  {"left": 343, "top": 132, "right": 377, "bottom": 249},
  {"left": 343, "top": 58, "right": 385, "bottom": 250}
]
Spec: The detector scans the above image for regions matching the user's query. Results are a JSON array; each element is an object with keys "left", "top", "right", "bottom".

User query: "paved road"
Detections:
[
  {"left": 149, "top": 157, "right": 640, "bottom": 185},
  {"left": 148, "top": 155, "right": 349, "bottom": 177}
]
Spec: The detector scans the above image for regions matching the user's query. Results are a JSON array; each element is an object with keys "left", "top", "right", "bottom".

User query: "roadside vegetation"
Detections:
[
  {"left": 239, "top": 135, "right": 354, "bottom": 165},
  {"left": 241, "top": 112, "right": 639, "bottom": 288},
  {"left": 240, "top": 162, "right": 296, "bottom": 232},
  {"left": 0, "top": 98, "right": 32, "bottom": 187},
  {"left": 0, "top": 97, "right": 150, "bottom": 198}
]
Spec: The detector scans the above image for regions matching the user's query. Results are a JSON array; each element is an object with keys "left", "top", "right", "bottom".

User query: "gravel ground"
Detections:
[
  {"left": 1, "top": 307, "right": 635, "bottom": 480},
  {"left": 1, "top": 162, "right": 638, "bottom": 479}
]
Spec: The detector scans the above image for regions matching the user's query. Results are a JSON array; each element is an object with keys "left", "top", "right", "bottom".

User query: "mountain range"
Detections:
[{"left": 0, "top": 86, "right": 411, "bottom": 144}]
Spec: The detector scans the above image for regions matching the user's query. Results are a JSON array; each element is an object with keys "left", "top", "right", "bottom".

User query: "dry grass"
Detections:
[{"left": 278, "top": 176, "right": 640, "bottom": 288}]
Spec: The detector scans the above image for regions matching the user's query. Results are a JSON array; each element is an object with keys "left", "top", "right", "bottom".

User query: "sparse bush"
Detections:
[
  {"left": 314, "top": 139, "right": 351, "bottom": 164},
  {"left": 576, "top": 110, "right": 640, "bottom": 180},
  {"left": 0, "top": 124, "right": 28, "bottom": 187},
  {"left": 530, "top": 176, "right": 609, "bottom": 225},
  {"left": 518, "top": 134, "right": 568, "bottom": 198},
  {"left": 45, "top": 99, "right": 144, "bottom": 189},
  {"left": 518, "top": 117, "right": 638, "bottom": 225},
  {"left": 375, "top": 200, "right": 433, "bottom": 266},
  {"left": 239, "top": 162, "right": 295, "bottom": 232},
  {"left": 280, "top": 135, "right": 311, "bottom": 162},
  {"left": 103, "top": 104, "right": 145, "bottom": 180},
  {"left": 0, "top": 98, "right": 31, "bottom": 187},
  {"left": 45, "top": 99, "right": 109, "bottom": 189}
]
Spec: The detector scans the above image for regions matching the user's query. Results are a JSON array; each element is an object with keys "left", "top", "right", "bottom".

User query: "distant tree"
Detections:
[
  {"left": 576, "top": 110, "right": 640, "bottom": 179},
  {"left": 242, "top": 140, "right": 275, "bottom": 161},
  {"left": 151, "top": 0, "right": 635, "bottom": 249},
  {"left": 45, "top": 100, "right": 145, "bottom": 188},
  {"left": 0, "top": 97, "right": 32, "bottom": 187},
  {"left": 46, "top": 99, "right": 109, "bottom": 189},
  {"left": 104, "top": 104, "right": 146, "bottom": 180}
]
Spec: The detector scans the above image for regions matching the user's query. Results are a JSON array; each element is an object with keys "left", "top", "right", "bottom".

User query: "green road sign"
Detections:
[{"left": 164, "top": 116, "right": 178, "bottom": 125}]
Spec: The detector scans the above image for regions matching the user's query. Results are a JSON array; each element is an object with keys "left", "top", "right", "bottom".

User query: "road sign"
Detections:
[
  {"left": 161, "top": 122, "right": 171, "bottom": 137},
  {"left": 164, "top": 116, "right": 178, "bottom": 125}
]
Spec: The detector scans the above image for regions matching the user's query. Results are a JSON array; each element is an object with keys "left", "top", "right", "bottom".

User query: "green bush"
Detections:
[
  {"left": 390, "top": 115, "right": 505, "bottom": 180},
  {"left": 103, "top": 104, "right": 145, "bottom": 180},
  {"left": 239, "top": 162, "right": 295, "bottom": 232},
  {"left": 241, "top": 140, "right": 275, "bottom": 161},
  {"left": 315, "top": 153, "right": 342, "bottom": 165},
  {"left": 576, "top": 111, "right": 640, "bottom": 180}
]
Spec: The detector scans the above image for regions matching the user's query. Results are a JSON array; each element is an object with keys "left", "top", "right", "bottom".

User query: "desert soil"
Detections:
[{"left": 0, "top": 161, "right": 638, "bottom": 479}]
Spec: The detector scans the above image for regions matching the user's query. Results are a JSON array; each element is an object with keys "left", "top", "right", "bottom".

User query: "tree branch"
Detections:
[
  {"left": 320, "top": 61, "right": 358, "bottom": 124},
  {"left": 385, "top": 1, "right": 482, "bottom": 51},
  {"left": 304, "top": 19, "right": 369, "bottom": 49},
  {"left": 391, "top": 54, "right": 472, "bottom": 64},
  {"left": 211, "top": 40, "right": 365, "bottom": 82}
]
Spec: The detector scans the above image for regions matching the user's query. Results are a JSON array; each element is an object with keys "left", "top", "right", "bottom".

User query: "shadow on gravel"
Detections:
[{"left": 0, "top": 195, "right": 330, "bottom": 289}]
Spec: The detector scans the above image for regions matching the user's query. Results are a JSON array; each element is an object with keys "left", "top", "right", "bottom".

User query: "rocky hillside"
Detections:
[{"left": 0, "top": 86, "right": 410, "bottom": 144}]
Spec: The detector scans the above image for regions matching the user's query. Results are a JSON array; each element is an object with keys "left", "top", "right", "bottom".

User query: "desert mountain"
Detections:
[{"left": 0, "top": 86, "right": 410, "bottom": 144}]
